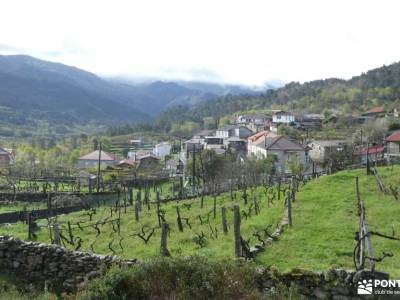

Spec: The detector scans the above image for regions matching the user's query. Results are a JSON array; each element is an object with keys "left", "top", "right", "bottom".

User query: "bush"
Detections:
[
  {"left": 388, "top": 122, "right": 400, "bottom": 131},
  {"left": 82, "top": 257, "right": 266, "bottom": 300}
]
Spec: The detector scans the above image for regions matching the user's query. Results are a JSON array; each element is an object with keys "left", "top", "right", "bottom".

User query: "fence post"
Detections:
[
  {"left": 160, "top": 222, "right": 170, "bottom": 257},
  {"left": 233, "top": 205, "right": 241, "bottom": 257},
  {"left": 221, "top": 206, "right": 228, "bottom": 234}
]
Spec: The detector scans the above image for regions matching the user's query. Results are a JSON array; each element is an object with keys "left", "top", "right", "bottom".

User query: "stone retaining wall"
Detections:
[
  {"left": 0, "top": 191, "right": 117, "bottom": 203},
  {"left": 0, "top": 236, "right": 135, "bottom": 292},
  {"left": 258, "top": 267, "right": 389, "bottom": 299},
  {"left": 0, "top": 236, "right": 391, "bottom": 298}
]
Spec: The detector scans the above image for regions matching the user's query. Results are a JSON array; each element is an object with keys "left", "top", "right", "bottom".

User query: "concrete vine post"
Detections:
[{"left": 53, "top": 223, "right": 61, "bottom": 246}]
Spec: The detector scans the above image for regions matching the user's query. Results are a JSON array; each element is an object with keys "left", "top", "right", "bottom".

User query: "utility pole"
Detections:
[
  {"left": 97, "top": 142, "right": 102, "bottom": 193},
  {"left": 192, "top": 147, "right": 196, "bottom": 195}
]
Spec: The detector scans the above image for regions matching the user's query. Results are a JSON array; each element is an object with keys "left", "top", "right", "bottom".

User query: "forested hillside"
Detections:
[{"left": 146, "top": 61, "right": 400, "bottom": 134}]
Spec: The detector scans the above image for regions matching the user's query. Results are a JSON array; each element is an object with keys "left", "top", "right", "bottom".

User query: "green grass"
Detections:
[
  {"left": 1, "top": 186, "right": 285, "bottom": 261},
  {"left": 256, "top": 166, "right": 400, "bottom": 278}
]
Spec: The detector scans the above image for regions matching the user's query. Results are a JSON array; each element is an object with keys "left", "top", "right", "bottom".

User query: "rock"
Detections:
[
  {"left": 313, "top": 287, "right": 329, "bottom": 299},
  {"left": 332, "top": 296, "right": 351, "bottom": 300},
  {"left": 12, "top": 260, "right": 20, "bottom": 268},
  {"left": 331, "top": 286, "right": 350, "bottom": 296}
]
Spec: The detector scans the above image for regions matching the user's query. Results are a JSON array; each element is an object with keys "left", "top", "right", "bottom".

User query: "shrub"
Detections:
[{"left": 82, "top": 257, "right": 266, "bottom": 300}]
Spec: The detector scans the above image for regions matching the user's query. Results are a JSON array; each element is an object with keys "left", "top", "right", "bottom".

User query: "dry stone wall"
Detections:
[
  {"left": 0, "top": 236, "right": 391, "bottom": 298},
  {"left": 0, "top": 235, "right": 135, "bottom": 292}
]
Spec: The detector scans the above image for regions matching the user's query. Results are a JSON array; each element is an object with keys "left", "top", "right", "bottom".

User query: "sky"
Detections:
[{"left": 1, "top": 0, "right": 400, "bottom": 86}]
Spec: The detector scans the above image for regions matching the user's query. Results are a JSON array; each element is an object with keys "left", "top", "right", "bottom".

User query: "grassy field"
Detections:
[
  {"left": 0, "top": 186, "right": 285, "bottom": 260},
  {"left": 256, "top": 166, "right": 400, "bottom": 278}
]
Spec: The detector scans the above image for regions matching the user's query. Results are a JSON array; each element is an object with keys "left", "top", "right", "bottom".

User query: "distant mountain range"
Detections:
[{"left": 0, "top": 55, "right": 269, "bottom": 137}]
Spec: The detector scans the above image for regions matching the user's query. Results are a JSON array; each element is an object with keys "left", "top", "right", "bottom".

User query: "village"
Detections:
[{"left": 21, "top": 105, "right": 395, "bottom": 186}]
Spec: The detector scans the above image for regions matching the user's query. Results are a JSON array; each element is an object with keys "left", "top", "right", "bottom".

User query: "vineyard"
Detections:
[
  {"left": 0, "top": 182, "right": 293, "bottom": 260},
  {"left": 1, "top": 165, "right": 400, "bottom": 282},
  {"left": 257, "top": 166, "right": 400, "bottom": 277}
]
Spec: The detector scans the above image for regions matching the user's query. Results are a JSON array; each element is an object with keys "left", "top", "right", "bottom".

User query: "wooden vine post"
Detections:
[
  {"left": 176, "top": 206, "right": 183, "bottom": 232},
  {"left": 277, "top": 177, "right": 281, "bottom": 201},
  {"left": 160, "top": 223, "right": 170, "bottom": 257},
  {"left": 221, "top": 206, "right": 228, "bottom": 234},
  {"left": 27, "top": 212, "right": 32, "bottom": 240},
  {"left": 129, "top": 188, "right": 133, "bottom": 205},
  {"left": 213, "top": 194, "right": 217, "bottom": 219},
  {"left": 233, "top": 205, "right": 241, "bottom": 257},
  {"left": 156, "top": 191, "right": 161, "bottom": 227},
  {"left": 67, "top": 221, "right": 74, "bottom": 244},
  {"left": 287, "top": 190, "right": 293, "bottom": 227},
  {"left": 135, "top": 200, "right": 140, "bottom": 221}
]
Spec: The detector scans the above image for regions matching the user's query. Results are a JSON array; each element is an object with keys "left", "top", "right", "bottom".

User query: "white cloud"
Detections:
[{"left": 0, "top": 0, "right": 400, "bottom": 85}]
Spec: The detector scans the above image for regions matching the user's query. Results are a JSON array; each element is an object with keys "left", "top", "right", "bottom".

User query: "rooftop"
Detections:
[
  {"left": 364, "top": 106, "right": 385, "bottom": 114},
  {"left": 0, "top": 147, "right": 9, "bottom": 155},
  {"left": 354, "top": 146, "right": 385, "bottom": 156},
  {"left": 78, "top": 150, "right": 117, "bottom": 161},
  {"left": 248, "top": 130, "right": 277, "bottom": 143},
  {"left": 310, "top": 140, "right": 348, "bottom": 147},
  {"left": 385, "top": 131, "right": 400, "bottom": 142},
  {"left": 255, "top": 136, "right": 304, "bottom": 151}
]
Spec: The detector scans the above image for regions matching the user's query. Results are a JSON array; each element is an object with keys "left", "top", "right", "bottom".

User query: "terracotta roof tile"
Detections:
[{"left": 386, "top": 131, "right": 400, "bottom": 142}]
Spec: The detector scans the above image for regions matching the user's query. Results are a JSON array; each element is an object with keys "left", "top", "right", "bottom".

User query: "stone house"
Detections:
[
  {"left": 116, "top": 159, "right": 136, "bottom": 169},
  {"left": 0, "top": 147, "right": 11, "bottom": 167},
  {"left": 136, "top": 154, "right": 160, "bottom": 172},
  {"left": 248, "top": 135, "right": 307, "bottom": 174},
  {"left": 385, "top": 131, "right": 400, "bottom": 160},
  {"left": 308, "top": 140, "right": 348, "bottom": 164}
]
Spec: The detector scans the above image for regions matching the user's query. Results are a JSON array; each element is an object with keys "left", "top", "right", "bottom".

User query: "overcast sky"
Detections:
[{"left": 1, "top": 0, "right": 399, "bottom": 85}]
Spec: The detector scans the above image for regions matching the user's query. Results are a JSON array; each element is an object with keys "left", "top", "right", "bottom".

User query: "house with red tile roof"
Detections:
[
  {"left": 385, "top": 131, "right": 400, "bottom": 159},
  {"left": 354, "top": 145, "right": 385, "bottom": 164},
  {"left": 362, "top": 106, "right": 386, "bottom": 117}
]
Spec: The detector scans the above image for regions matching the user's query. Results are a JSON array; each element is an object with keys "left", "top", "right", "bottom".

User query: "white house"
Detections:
[
  {"left": 272, "top": 111, "right": 295, "bottom": 124},
  {"left": 248, "top": 135, "right": 307, "bottom": 174},
  {"left": 215, "top": 125, "right": 254, "bottom": 139},
  {"left": 153, "top": 142, "right": 172, "bottom": 159}
]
